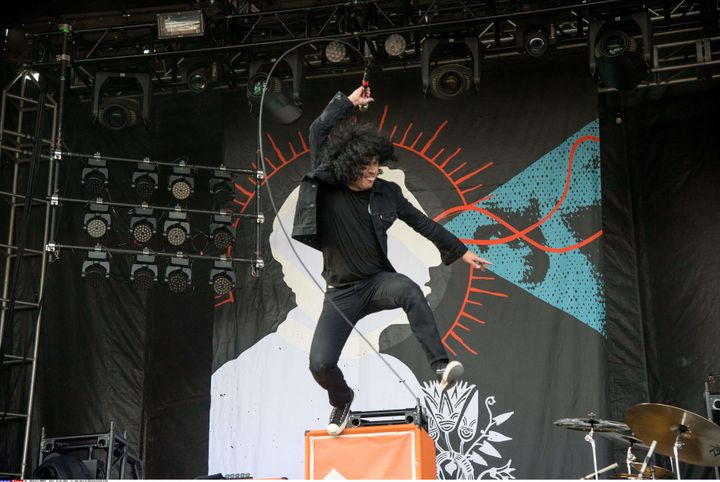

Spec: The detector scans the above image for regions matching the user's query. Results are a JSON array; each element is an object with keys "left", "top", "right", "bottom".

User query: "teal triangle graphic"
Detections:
[{"left": 445, "top": 120, "right": 605, "bottom": 335}]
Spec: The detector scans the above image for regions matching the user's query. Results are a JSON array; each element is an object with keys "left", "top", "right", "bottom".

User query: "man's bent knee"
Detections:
[{"left": 309, "top": 358, "right": 335, "bottom": 376}]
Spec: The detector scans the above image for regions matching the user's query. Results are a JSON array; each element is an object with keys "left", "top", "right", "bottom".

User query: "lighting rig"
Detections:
[
  {"left": 46, "top": 151, "right": 265, "bottom": 296},
  {"left": 12, "top": 0, "right": 719, "bottom": 97}
]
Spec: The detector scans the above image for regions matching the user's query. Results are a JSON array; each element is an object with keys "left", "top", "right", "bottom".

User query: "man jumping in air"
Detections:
[{"left": 292, "top": 85, "right": 491, "bottom": 436}]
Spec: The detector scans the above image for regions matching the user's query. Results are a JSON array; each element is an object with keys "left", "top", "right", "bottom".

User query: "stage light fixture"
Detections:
[
  {"left": 129, "top": 206, "right": 156, "bottom": 244},
  {"left": 131, "top": 161, "right": 158, "bottom": 200},
  {"left": 168, "top": 161, "right": 194, "bottom": 201},
  {"left": 589, "top": 12, "right": 652, "bottom": 91},
  {"left": 325, "top": 41, "right": 347, "bottom": 63},
  {"left": 429, "top": 64, "right": 473, "bottom": 100},
  {"left": 82, "top": 249, "right": 110, "bottom": 287},
  {"left": 98, "top": 97, "right": 140, "bottom": 130},
  {"left": 186, "top": 62, "right": 218, "bottom": 92},
  {"left": 93, "top": 72, "right": 152, "bottom": 129},
  {"left": 165, "top": 256, "right": 192, "bottom": 294},
  {"left": 81, "top": 154, "right": 108, "bottom": 197},
  {"left": 84, "top": 203, "right": 111, "bottom": 239},
  {"left": 210, "top": 213, "right": 234, "bottom": 251},
  {"left": 247, "top": 55, "right": 303, "bottom": 126},
  {"left": 210, "top": 259, "right": 235, "bottom": 295},
  {"left": 247, "top": 73, "right": 302, "bottom": 126},
  {"left": 163, "top": 208, "right": 190, "bottom": 247},
  {"left": 422, "top": 37, "right": 481, "bottom": 100},
  {"left": 157, "top": 10, "right": 205, "bottom": 39},
  {"left": 522, "top": 27, "right": 553, "bottom": 57},
  {"left": 209, "top": 169, "right": 234, "bottom": 207},
  {"left": 384, "top": 34, "right": 407, "bottom": 57},
  {"left": 130, "top": 253, "right": 157, "bottom": 291}
]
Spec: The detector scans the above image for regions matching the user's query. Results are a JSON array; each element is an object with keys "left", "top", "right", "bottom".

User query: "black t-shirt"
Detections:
[{"left": 317, "top": 183, "right": 387, "bottom": 286}]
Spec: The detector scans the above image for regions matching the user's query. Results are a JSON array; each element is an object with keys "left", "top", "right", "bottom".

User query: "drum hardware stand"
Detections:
[
  {"left": 626, "top": 446, "right": 637, "bottom": 474},
  {"left": 583, "top": 424, "right": 599, "bottom": 480},
  {"left": 672, "top": 433, "right": 684, "bottom": 480},
  {"left": 581, "top": 462, "right": 619, "bottom": 480}
]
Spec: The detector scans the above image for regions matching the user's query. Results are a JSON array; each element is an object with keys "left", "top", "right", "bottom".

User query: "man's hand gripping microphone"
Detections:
[{"left": 359, "top": 66, "right": 370, "bottom": 112}]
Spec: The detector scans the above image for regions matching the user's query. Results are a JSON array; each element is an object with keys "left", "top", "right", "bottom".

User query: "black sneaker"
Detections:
[
  {"left": 327, "top": 389, "right": 354, "bottom": 436},
  {"left": 435, "top": 360, "right": 464, "bottom": 392}
]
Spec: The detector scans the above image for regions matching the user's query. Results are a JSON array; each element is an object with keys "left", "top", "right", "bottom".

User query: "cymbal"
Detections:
[
  {"left": 598, "top": 430, "right": 650, "bottom": 450},
  {"left": 629, "top": 462, "right": 674, "bottom": 479},
  {"left": 554, "top": 417, "right": 630, "bottom": 433},
  {"left": 625, "top": 403, "right": 720, "bottom": 467},
  {"left": 611, "top": 464, "right": 675, "bottom": 480}
]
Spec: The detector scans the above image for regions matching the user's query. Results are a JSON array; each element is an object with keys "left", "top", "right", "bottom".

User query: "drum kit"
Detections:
[{"left": 554, "top": 403, "right": 720, "bottom": 479}]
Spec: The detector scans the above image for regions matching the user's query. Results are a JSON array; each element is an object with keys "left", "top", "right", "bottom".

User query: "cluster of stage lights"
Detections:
[
  {"left": 80, "top": 156, "right": 240, "bottom": 295},
  {"left": 82, "top": 249, "right": 236, "bottom": 295},
  {"left": 81, "top": 158, "right": 236, "bottom": 251}
]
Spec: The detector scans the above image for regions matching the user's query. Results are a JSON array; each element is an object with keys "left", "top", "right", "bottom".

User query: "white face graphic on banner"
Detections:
[{"left": 209, "top": 168, "right": 441, "bottom": 479}]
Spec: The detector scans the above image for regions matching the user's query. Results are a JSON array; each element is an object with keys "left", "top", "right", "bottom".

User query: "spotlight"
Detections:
[
  {"left": 82, "top": 249, "right": 110, "bottom": 287},
  {"left": 210, "top": 213, "right": 234, "bottom": 251},
  {"left": 163, "top": 208, "right": 190, "bottom": 247},
  {"left": 209, "top": 168, "right": 234, "bottom": 207},
  {"left": 247, "top": 73, "right": 302, "bottom": 126},
  {"left": 325, "top": 41, "right": 347, "bottom": 63},
  {"left": 129, "top": 206, "right": 156, "bottom": 244},
  {"left": 92, "top": 72, "right": 151, "bottom": 129},
  {"left": 131, "top": 161, "right": 158, "bottom": 200},
  {"left": 168, "top": 161, "right": 194, "bottom": 201},
  {"left": 521, "top": 26, "right": 554, "bottom": 57},
  {"left": 186, "top": 62, "right": 218, "bottom": 92},
  {"left": 594, "top": 30, "right": 647, "bottom": 90},
  {"left": 84, "top": 203, "right": 111, "bottom": 239},
  {"left": 81, "top": 154, "right": 108, "bottom": 197},
  {"left": 165, "top": 256, "right": 192, "bottom": 294},
  {"left": 384, "top": 34, "right": 407, "bottom": 57},
  {"left": 422, "top": 37, "right": 481, "bottom": 99},
  {"left": 130, "top": 253, "right": 157, "bottom": 291},
  {"left": 210, "top": 259, "right": 235, "bottom": 295},
  {"left": 98, "top": 97, "right": 141, "bottom": 130},
  {"left": 589, "top": 12, "right": 652, "bottom": 91},
  {"left": 429, "top": 64, "right": 472, "bottom": 100}
]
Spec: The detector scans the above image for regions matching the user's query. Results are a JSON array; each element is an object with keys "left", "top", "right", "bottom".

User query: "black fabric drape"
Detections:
[
  {"left": 33, "top": 92, "right": 220, "bottom": 478},
  {"left": 601, "top": 79, "right": 720, "bottom": 478}
]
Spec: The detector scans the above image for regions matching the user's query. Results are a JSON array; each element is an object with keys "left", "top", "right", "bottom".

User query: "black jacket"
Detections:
[{"left": 291, "top": 92, "right": 468, "bottom": 267}]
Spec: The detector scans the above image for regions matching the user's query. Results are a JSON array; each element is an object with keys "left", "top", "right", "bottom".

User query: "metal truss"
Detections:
[
  {"left": 17, "top": 0, "right": 716, "bottom": 93},
  {"left": 0, "top": 70, "right": 58, "bottom": 479}
]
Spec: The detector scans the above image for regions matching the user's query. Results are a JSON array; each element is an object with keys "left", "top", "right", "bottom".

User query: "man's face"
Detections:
[{"left": 347, "top": 158, "right": 380, "bottom": 191}]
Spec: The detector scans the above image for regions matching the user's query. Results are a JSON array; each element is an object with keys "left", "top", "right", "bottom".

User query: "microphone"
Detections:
[{"left": 358, "top": 66, "right": 370, "bottom": 112}]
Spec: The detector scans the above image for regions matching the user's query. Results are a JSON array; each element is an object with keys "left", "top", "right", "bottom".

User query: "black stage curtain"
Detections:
[
  {"left": 601, "top": 79, "right": 720, "bottom": 478},
  {"left": 32, "top": 92, "right": 221, "bottom": 478}
]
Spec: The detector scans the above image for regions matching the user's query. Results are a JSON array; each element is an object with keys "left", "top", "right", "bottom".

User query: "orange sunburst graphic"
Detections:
[{"left": 378, "top": 104, "right": 504, "bottom": 356}]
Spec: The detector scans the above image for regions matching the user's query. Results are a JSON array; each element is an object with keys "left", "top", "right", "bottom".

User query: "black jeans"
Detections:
[{"left": 308, "top": 271, "right": 449, "bottom": 407}]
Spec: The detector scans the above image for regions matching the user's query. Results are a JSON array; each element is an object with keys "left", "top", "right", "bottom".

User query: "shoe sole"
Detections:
[{"left": 438, "top": 361, "right": 464, "bottom": 392}]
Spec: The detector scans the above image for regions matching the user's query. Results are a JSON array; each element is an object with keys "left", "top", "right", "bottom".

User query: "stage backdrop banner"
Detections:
[{"left": 211, "top": 54, "right": 607, "bottom": 479}]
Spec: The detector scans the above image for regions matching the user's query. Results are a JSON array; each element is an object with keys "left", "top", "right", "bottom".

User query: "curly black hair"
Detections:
[{"left": 318, "top": 121, "right": 397, "bottom": 184}]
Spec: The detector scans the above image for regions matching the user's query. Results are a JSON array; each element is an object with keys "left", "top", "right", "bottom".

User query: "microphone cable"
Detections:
[{"left": 255, "top": 39, "right": 420, "bottom": 402}]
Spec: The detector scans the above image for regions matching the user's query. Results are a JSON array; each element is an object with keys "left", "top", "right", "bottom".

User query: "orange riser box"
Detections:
[{"left": 305, "top": 423, "right": 437, "bottom": 480}]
